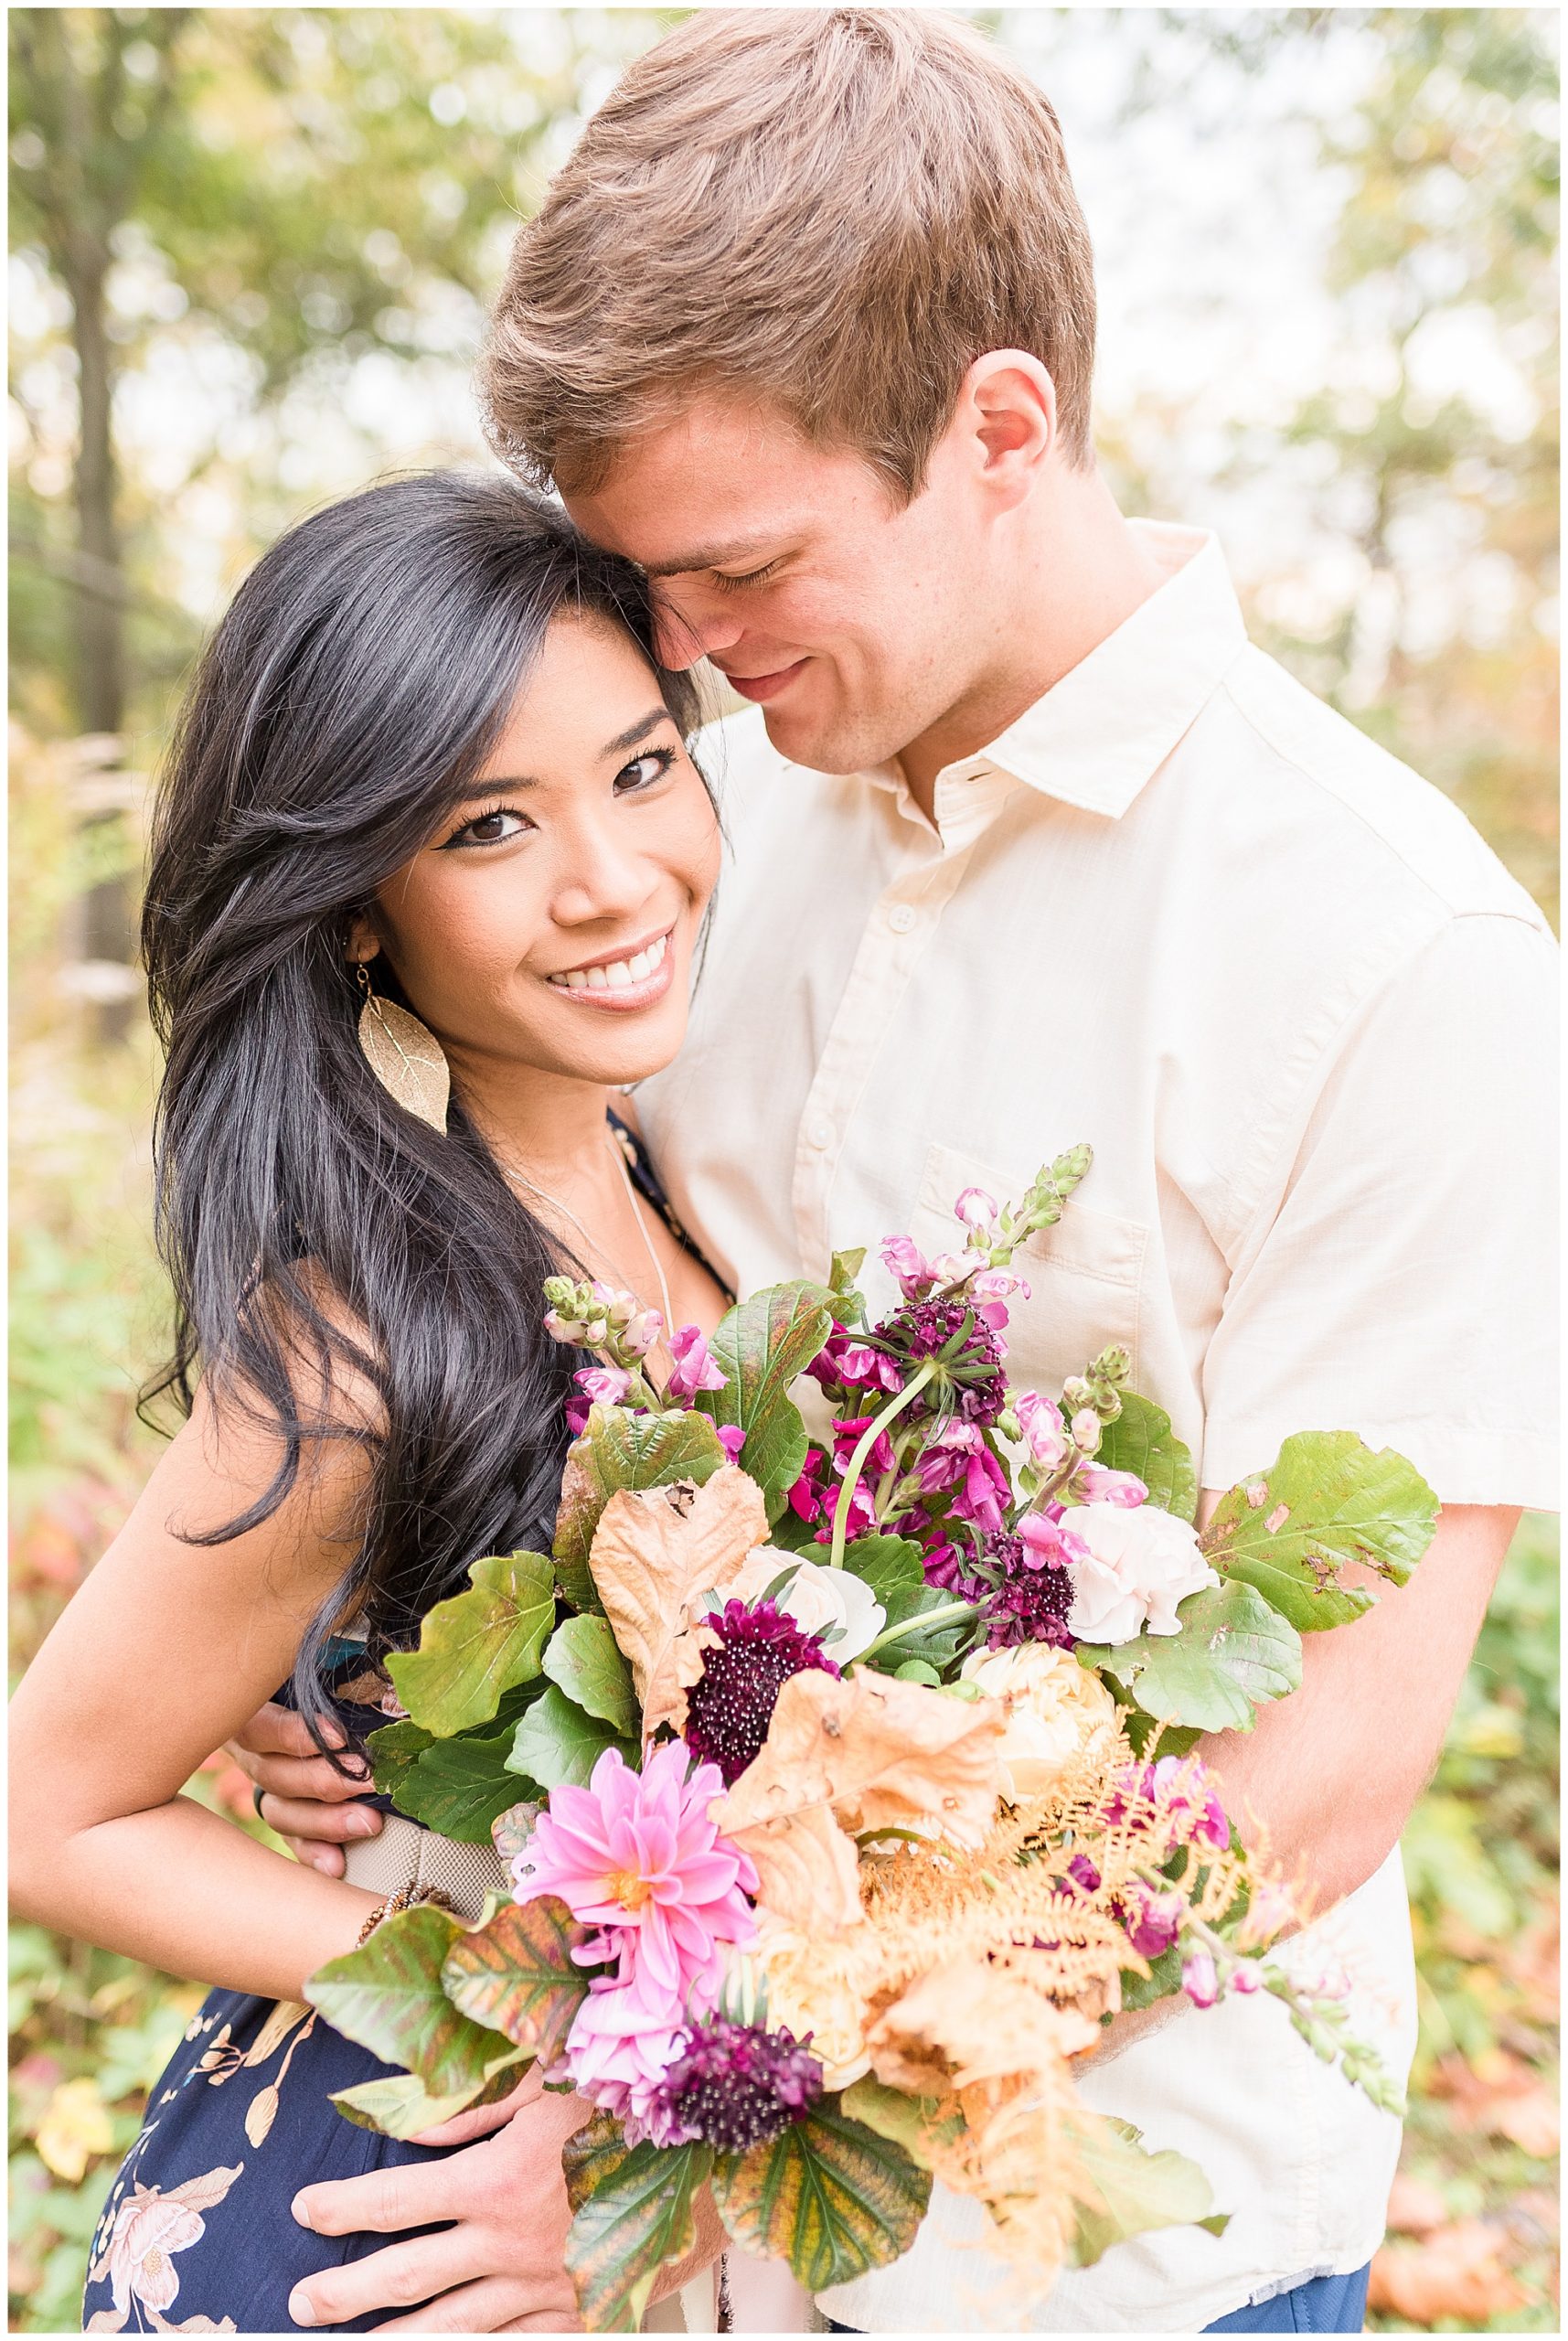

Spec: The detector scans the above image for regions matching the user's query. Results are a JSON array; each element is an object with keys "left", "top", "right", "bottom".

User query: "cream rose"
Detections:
[
  {"left": 754, "top": 1926, "right": 873, "bottom": 2089},
  {"left": 729, "top": 1548, "right": 886, "bottom": 1662},
  {"left": 958, "top": 1642, "right": 1120, "bottom": 1799},
  {"left": 1065, "top": 1501, "right": 1217, "bottom": 1643}
]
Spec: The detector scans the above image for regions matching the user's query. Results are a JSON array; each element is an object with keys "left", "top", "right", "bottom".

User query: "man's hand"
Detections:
[
  {"left": 225, "top": 1699, "right": 383, "bottom": 1876},
  {"left": 287, "top": 2071, "right": 586, "bottom": 2333}
]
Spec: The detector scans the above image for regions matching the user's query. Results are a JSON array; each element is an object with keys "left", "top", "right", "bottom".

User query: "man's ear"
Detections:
[{"left": 961, "top": 349, "right": 1057, "bottom": 504}]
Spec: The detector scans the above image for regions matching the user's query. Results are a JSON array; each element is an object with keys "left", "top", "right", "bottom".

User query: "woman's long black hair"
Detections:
[{"left": 141, "top": 470, "right": 703, "bottom": 1742}]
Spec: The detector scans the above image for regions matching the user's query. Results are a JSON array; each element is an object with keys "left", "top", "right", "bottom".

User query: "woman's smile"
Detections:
[{"left": 544, "top": 925, "right": 675, "bottom": 1010}]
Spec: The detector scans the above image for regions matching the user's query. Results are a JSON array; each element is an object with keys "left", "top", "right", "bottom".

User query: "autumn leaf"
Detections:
[
  {"left": 1368, "top": 2220, "right": 1528, "bottom": 2325},
  {"left": 587, "top": 1468, "right": 769, "bottom": 1732},
  {"left": 717, "top": 1668, "right": 1007, "bottom": 1847},
  {"left": 868, "top": 1962, "right": 1096, "bottom": 2097},
  {"left": 728, "top": 1798, "right": 865, "bottom": 1934}
]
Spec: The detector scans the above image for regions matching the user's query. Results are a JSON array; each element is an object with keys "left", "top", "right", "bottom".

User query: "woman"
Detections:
[{"left": 8, "top": 472, "right": 731, "bottom": 2333}]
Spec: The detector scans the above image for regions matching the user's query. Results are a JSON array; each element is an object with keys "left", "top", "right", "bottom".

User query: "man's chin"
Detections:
[{"left": 758, "top": 697, "right": 901, "bottom": 779}]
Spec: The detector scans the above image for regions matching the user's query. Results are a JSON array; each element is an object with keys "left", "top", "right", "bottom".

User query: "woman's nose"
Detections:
[{"left": 549, "top": 822, "right": 656, "bottom": 929}]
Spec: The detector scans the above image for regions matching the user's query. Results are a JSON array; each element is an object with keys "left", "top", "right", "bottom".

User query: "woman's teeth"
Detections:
[{"left": 550, "top": 932, "right": 669, "bottom": 993}]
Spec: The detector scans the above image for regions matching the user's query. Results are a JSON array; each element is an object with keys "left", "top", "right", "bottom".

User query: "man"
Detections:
[{"left": 242, "top": 11, "right": 1556, "bottom": 2331}]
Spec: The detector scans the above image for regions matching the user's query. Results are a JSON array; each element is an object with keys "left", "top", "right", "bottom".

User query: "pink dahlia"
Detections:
[
  {"left": 560, "top": 1972, "right": 693, "bottom": 2145},
  {"left": 512, "top": 1740, "right": 757, "bottom": 2005}
]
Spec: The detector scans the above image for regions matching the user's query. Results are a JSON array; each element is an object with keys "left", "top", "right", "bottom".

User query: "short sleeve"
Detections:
[{"left": 1200, "top": 912, "right": 1558, "bottom": 1508}]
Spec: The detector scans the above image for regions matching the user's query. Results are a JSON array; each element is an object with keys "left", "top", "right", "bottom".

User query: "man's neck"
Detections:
[{"left": 899, "top": 472, "right": 1166, "bottom": 820}]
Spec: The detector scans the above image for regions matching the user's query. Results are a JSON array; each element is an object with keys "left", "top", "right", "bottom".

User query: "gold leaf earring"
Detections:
[{"left": 354, "top": 963, "right": 450, "bottom": 1134}]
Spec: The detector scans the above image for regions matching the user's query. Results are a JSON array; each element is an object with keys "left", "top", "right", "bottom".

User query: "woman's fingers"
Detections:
[
  {"left": 283, "top": 1835, "right": 347, "bottom": 1877},
  {"left": 228, "top": 1698, "right": 347, "bottom": 1760},
  {"left": 254, "top": 1789, "right": 382, "bottom": 1844},
  {"left": 227, "top": 1744, "right": 371, "bottom": 1803}
]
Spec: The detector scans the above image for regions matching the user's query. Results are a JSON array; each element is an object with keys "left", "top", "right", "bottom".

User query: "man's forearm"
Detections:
[{"left": 1193, "top": 1502, "right": 1516, "bottom": 1917}]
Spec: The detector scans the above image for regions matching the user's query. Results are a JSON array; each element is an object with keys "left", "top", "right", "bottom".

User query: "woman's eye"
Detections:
[
  {"left": 443, "top": 807, "right": 529, "bottom": 849},
  {"left": 613, "top": 746, "right": 677, "bottom": 794}
]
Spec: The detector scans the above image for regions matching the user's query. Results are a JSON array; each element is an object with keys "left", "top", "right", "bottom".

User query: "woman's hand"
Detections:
[{"left": 225, "top": 1699, "right": 384, "bottom": 1876}]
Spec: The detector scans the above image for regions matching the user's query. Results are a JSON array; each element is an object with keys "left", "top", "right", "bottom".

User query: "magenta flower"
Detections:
[
  {"left": 953, "top": 1185, "right": 997, "bottom": 1230},
  {"left": 715, "top": 1424, "right": 747, "bottom": 1464},
  {"left": 575, "top": 1363, "right": 633, "bottom": 1408},
  {"left": 1076, "top": 1463, "right": 1148, "bottom": 1508},
  {"left": 807, "top": 1324, "right": 902, "bottom": 1395},
  {"left": 967, "top": 1267, "right": 1029, "bottom": 1332},
  {"left": 785, "top": 1448, "right": 828, "bottom": 1524},
  {"left": 880, "top": 1235, "right": 939, "bottom": 1300},
  {"left": 513, "top": 1741, "right": 757, "bottom": 2006},
  {"left": 1181, "top": 1949, "right": 1220, "bottom": 2008},
  {"left": 1115, "top": 1884, "right": 1186, "bottom": 1961},
  {"left": 1151, "top": 1755, "right": 1230, "bottom": 1851},
  {"left": 667, "top": 1324, "right": 728, "bottom": 1403},
  {"left": 831, "top": 1416, "right": 897, "bottom": 1480},
  {"left": 1017, "top": 1392, "right": 1069, "bottom": 1474},
  {"left": 913, "top": 1424, "right": 1010, "bottom": 1534}
]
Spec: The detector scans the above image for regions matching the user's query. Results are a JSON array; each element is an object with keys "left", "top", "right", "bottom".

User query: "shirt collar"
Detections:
[{"left": 977, "top": 521, "right": 1248, "bottom": 817}]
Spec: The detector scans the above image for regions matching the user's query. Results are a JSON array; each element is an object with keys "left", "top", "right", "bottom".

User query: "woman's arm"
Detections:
[{"left": 9, "top": 1380, "right": 384, "bottom": 1998}]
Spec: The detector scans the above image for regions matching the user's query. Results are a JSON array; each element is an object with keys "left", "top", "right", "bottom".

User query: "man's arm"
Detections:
[{"left": 1197, "top": 1498, "right": 1518, "bottom": 1912}]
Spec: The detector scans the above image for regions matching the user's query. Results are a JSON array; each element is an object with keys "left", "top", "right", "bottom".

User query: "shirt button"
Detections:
[
  {"left": 887, "top": 903, "right": 916, "bottom": 935},
  {"left": 807, "top": 1119, "right": 833, "bottom": 1150}
]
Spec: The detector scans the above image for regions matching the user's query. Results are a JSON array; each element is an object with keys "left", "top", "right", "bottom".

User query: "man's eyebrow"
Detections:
[{"left": 639, "top": 539, "right": 773, "bottom": 580}]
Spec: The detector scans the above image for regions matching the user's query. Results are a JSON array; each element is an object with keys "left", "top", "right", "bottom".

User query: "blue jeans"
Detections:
[{"left": 827, "top": 2261, "right": 1371, "bottom": 2336}]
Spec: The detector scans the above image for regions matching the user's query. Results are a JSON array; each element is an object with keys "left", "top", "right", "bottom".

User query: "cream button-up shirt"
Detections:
[{"left": 638, "top": 519, "right": 1557, "bottom": 2331}]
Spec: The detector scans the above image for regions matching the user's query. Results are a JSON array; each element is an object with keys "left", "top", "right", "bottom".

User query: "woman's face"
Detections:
[{"left": 357, "top": 616, "right": 720, "bottom": 1098}]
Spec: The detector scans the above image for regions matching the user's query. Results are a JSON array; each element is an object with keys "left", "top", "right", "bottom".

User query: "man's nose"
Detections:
[{"left": 652, "top": 583, "right": 742, "bottom": 673}]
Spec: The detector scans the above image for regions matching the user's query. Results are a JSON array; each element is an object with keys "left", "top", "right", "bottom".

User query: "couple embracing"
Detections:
[{"left": 10, "top": 11, "right": 1554, "bottom": 2336}]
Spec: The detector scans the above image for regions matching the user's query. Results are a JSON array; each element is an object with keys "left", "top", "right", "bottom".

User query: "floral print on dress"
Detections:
[{"left": 85, "top": 2163, "right": 242, "bottom": 2332}]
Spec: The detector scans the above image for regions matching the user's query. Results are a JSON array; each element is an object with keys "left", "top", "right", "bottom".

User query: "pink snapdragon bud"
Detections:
[
  {"left": 967, "top": 1267, "right": 1029, "bottom": 1333},
  {"left": 831, "top": 1416, "right": 897, "bottom": 1480},
  {"left": 715, "top": 1425, "right": 747, "bottom": 1464},
  {"left": 1118, "top": 1886, "right": 1186, "bottom": 1961},
  {"left": 953, "top": 1186, "right": 997, "bottom": 1231},
  {"left": 786, "top": 1449, "right": 827, "bottom": 1523},
  {"left": 667, "top": 1324, "right": 728, "bottom": 1402},
  {"left": 880, "top": 1235, "right": 938, "bottom": 1300},
  {"left": 1076, "top": 1463, "right": 1148, "bottom": 1508},
  {"left": 1231, "top": 1961, "right": 1264, "bottom": 1994},
  {"left": 1017, "top": 1510, "right": 1091, "bottom": 1572},
  {"left": 575, "top": 1364, "right": 633, "bottom": 1407},
  {"left": 1016, "top": 1392, "right": 1069, "bottom": 1472},
  {"left": 1181, "top": 1949, "right": 1220, "bottom": 2009},
  {"left": 620, "top": 1309, "right": 664, "bottom": 1360}
]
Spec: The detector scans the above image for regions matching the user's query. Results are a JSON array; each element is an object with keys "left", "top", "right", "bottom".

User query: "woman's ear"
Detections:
[{"left": 345, "top": 917, "right": 381, "bottom": 969}]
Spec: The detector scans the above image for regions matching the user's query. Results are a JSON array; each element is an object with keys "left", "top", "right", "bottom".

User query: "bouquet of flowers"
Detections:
[{"left": 306, "top": 1147, "right": 1437, "bottom": 2329}]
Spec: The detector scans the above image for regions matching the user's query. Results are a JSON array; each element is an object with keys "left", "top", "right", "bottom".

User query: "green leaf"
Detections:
[
  {"left": 542, "top": 1614, "right": 638, "bottom": 1737},
  {"left": 441, "top": 1895, "right": 590, "bottom": 2060},
  {"left": 711, "top": 2100, "right": 931, "bottom": 2292},
  {"left": 840, "top": 1535, "right": 926, "bottom": 1612},
  {"left": 1065, "top": 2111, "right": 1229, "bottom": 2268},
  {"left": 1080, "top": 1580, "right": 1303, "bottom": 1734},
  {"left": 391, "top": 1720, "right": 539, "bottom": 1843},
  {"left": 1092, "top": 1390, "right": 1198, "bottom": 1523},
  {"left": 328, "top": 2058, "right": 524, "bottom": 2140},
  {"left": 1115, "top": 1939, "right": 1185, "bottom": 2013},
  {"left": 304, "top": 1904, "right": 518, "bottom": 2098},
  {"left": 829, "top": 1246, "right": 867, "bottom": 1294},
  {"left": 366, "top": 1716, "right": 435, "bottom": 1800},
  {"left": 864, "top": 1584, "right": 976, "bottom": 1673},
  {"left": 1201, "top": 1432, "right": 1439, "bottom": 1630},
  {"left": 564, "top": 2135, "right": 711, "bottom": 2332},
  {"left": 555, "top": 1406, "right": 729, "bottom": 1609},
  {"left": 894, "top": 1659, "right": 942, "bottom": 1685},
  {"left": 695, "top": 1280, "right": 835, "bottom": 1521},
  {"left": 507, "top": 1684, "right": 636, "bottom": 1792},
  {"left": 837, "top": 2078, "right": 961, "bottom": 2169},
  {"left": 386, "top": 1549, "right": 555, "bottom": 1735}
]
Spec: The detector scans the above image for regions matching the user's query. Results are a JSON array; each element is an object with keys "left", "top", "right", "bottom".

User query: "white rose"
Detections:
[
  {"left": 730, "top": 1548, "right": 886, "bottom": 1662},
  {"left": 1066, "top": 1502, "right": 1217, "bottom": 1643},
  {"left": 959, "top": 1642, "right": 1120, "bottom": 1799},
  {"left": 754, "top": 1926, "right": 873, "bottom": 2089}
]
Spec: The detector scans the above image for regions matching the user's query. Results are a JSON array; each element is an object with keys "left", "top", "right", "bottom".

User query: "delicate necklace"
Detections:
[{"left": 503, "top": 1129, "right": 675, "bottom": 1342}]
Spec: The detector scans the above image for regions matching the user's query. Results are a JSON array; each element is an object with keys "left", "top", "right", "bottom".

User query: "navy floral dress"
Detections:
[{"left": 83, "top": 1118, "right": 727, "bottom": 2334}]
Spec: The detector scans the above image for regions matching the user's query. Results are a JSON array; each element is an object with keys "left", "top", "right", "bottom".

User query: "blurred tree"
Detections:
[{"left": 8, "top": 6, "right": 622, "bottom": 995}]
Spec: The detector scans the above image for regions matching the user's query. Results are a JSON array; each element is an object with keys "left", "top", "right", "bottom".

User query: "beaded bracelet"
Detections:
[{"left": 354, "top": 1880, "right": 451, "bottom": 1949}]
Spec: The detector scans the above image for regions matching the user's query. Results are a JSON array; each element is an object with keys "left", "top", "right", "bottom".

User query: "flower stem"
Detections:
[
  {"left": 827, "top": 1359, "right": 938, "bottom": 1568},
  {"left": 859, "top": 1599, "right": 979, "bottom": 1662}
]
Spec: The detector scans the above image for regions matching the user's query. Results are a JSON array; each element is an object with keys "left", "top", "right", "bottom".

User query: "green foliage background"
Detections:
[{"left": 8, "top": 8, "right": 1558, "bottom": 2330}]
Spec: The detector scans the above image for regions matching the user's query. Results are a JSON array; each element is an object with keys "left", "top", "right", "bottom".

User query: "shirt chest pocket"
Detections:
[{"left": 906, "top": 1141, "right": 1148, "bottom": 1399}]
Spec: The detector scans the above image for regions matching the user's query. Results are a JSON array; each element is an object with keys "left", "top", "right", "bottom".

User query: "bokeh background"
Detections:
[{"left": 7, "top": 8, "right": 1558, "bottom": 2330}]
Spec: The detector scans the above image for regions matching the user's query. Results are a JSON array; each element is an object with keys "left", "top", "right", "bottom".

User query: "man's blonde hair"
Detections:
[{"left": 483, "top": 8, "right": 1097, "bottom": 499}]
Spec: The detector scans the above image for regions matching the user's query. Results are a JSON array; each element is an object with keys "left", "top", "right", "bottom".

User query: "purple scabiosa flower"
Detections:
[
  {"left": 683, "top": 1600, "right": 841, "bottom": 1786},
  {"left": 982, "top": 1530, "right": 1077, "bottom": 1652},
  {"left": 877, "top": 1297, "right": 1007, "bottom": 1424},
  {"left": 648, "top": 2013, "right": 824, "bottom": 2152}
]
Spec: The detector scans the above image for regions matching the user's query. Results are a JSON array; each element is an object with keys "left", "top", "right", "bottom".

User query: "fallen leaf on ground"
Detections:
[
  {"left": 1385, "top": 2170, "right": 1448, "bottom": 2236},
  {"left": 1368, "top": 2219, "right": 1528, "bottom": 2325}
]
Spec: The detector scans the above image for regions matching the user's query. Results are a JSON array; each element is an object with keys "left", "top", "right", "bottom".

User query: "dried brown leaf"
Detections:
[
  {"left": 587, "top": 1468, "right": 768, "bottom": 1732},
  {"left": 1368, "top": 2221, "right": 1528, "bottom": 2325},
  {"left": 731, "top": 1799, "right": 865, "bottom": 1935},
  {"left": 717, "top": 1668, "right": 1007, "bottom": 1849}
]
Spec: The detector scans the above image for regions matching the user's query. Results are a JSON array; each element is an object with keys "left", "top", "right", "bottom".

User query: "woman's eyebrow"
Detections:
[{"left": 602, "top": 707, "right": 676, "bottom": 758}]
